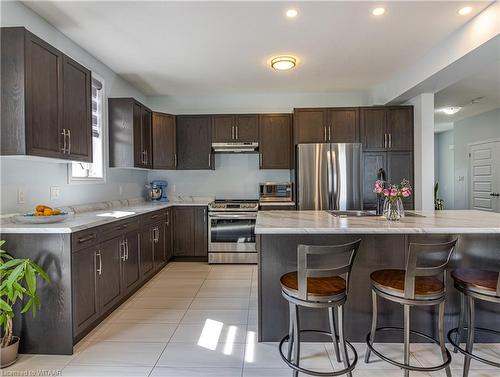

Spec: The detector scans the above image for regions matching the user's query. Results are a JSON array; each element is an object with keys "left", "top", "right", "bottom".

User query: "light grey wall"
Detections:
[
  {"left": 148, "top": 154, "right": 291, "bottom": 200},
  {"left": 0, "top": 1, "right": 149, "bottom": 214},
  {"left": 453, "top": 108, "right": 500, "bottom": 209},
  {"left": 434, "top": 130, "right": 455, "bottom": 209}
]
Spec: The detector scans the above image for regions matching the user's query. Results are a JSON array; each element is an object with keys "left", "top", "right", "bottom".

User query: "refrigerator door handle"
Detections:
[{"left": 327, "top": 148, "right": 333, "bottom": 210}]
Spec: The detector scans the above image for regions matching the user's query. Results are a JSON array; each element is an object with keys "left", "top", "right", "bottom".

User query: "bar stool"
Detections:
[
  {"left": 448, "top": 268, "right": 500, "bottom": 377},
  {"left": 279, "top": 239, "right": 361, "bottom": 377},
  {"left": 365, "top": 239, "right": 458, "bottom": 377}
]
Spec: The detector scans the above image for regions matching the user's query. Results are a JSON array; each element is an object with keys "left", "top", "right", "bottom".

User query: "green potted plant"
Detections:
[{"left": 0, "top": 240, "right": 49, "bottom": 368}]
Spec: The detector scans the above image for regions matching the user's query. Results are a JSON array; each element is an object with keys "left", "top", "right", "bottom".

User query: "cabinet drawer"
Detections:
[
  {"left": 141, "top": 209, "right": 167, "bottom": 225},
  {"left": 100, "top": 218, "right": 139, "bottom": 241},
  {"left": 72, "top": 228, "right": 99, "bottom": 252}
]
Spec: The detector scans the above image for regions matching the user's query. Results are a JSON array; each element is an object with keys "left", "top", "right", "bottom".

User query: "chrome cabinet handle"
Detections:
[
  {"left": 231, "top": 125, "right": 235, "bottom": 140},
  {"left": 174, "top": 153, "right": 177, "bottom": 168},
  {"left": 208, "top": 153, "right": 211, "bottom": 168},
  {"left": 125, "top": 239, "right": 129, "bottom": 260},
  {"left": 324, "top": 126, "right": 327, "bottom": 142},
  {"left": 61, "top": 129, "right": 67, "bottom": 153},
  {"left": 203, "top": 208, "right": 206, "bottom": 224},
  {"left": 236, "top": 125, "right": 239, "bottom": 140},
  {"left": 388, "top": 133, "right": 392, "bottom": 149},
  {"left": 120, "top": 241, "right": 126, "bottom": 261},
  {"left": 67, "top": 129, "right": 71, "bottom": 154},
  {"left": 384, "top": 134, "right": 387, "bottom": 149},
  {"left": 96, "top": 250, "right": 102, "bottom": 275},
  {"left": 259, "top": 152, "right": 262, "bottom": 168},
  {"left": 78, "top": 233, "right": 96, "bottom": 243},
  {"left": 328, "top": 126, "right": 332, "bottom": 141}
]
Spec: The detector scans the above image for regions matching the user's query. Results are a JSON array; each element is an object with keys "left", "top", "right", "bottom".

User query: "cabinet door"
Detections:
[
  {"left": 165, "top": 208, "right": 173, "bottom": 261},
  {"left": 133, "top": 102, "right": 143, "bottom": 167},
  {"left": 259, "top": 114, "right": 292, "bottom": 169},
  {"left": 140, "top": 226, "right": 155, "bottom": 279},
  {"left": 173, "top": 207, "right": 195, "bottom": 256},
  {"left": 98, "top": 237, "right": 122, "bottom": 314},
  {"left": 362, "top": 152, "right": 386, "bottom": 210},
  {"left": 154, "top": 221, "right": 166, "bottom": 270},
  {"left": 122, "top": 231, "right": 141, "bottom": 295},
  {"left": 294, "top": 109, "right": 327, "bottom": 143},
  {"left": 72, "top": 246, "right": 99, "bottom": 336},
  {"left": 62, "top": 55, "right": 92, "bottom": 162},
  {"left": 387, "top": 107, "right": 413, "bottom": 151},
  {"left": 212, "top": 115, "right": 235, "bottom": 142},
  {"left": 152, "top": 112, "right": 176, "bottom": 169},
  {"left": 194, "top": 207, "right": 208, "bottom": 257},
  {"left": 387, "top": 151, "right": 414, "bottom": 209},
  {"left": 176, "top": 115, "right": 212, "bottom": 169},
  {"left": 25, "top": 31, "right": 63, "bottom": 158},
  {"left": 235, "top": 115, "right": 259, "bottom": 142},
  {"left": 328, "top": 108, "right": 359, "bottom": 143},
  {"left": 361, "top": 108, "right": 386, "bottom": 151},
  {"left": 141, "top": 107, "right": 153, "bottom": 168}
]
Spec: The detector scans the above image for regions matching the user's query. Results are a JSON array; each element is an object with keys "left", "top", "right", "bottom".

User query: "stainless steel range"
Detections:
[{"left": 208, "top": 199, "right": 258, "bottom": 264}]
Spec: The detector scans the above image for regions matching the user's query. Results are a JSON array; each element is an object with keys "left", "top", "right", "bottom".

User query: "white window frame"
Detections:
[{"left": 68, "top": 73, "right": 107, "bottom": 184}]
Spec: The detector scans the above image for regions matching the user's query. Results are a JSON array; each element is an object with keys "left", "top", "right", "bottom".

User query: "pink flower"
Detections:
[
  {"left": 375, "top": 186, "right": 383, "bottom": 193},
  {"left": 383, "top": 189, "right": 390, "bottom": 197},
  {"left": 402, "top": 188, "right": 412, "bottom": 197},
  {"left": 390, "top": 188, "right": 398, "bottom": 197}
]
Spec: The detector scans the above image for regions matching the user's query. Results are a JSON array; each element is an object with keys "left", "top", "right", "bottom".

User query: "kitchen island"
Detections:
[{"left": 255, "top": 210, "right": 500, "bottom": 342}]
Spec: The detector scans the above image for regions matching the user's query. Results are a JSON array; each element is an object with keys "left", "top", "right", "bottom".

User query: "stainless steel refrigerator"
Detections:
[{"left": 296, "top": 143, "right": 362, "bottom": 210}]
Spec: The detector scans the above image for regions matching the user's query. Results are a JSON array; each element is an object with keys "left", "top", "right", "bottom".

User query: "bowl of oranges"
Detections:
[{"left": 14, "top": 205, "right": 70, "bottom": 224}]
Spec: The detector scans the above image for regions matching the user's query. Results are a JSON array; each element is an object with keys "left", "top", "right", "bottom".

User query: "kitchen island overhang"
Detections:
[{"left": 255, "top": 210, "right": 500, "bottom": 343}]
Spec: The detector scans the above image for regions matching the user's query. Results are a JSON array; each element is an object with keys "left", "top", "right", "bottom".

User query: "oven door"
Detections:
[{"left": 208, "top": 212, "right": 256, "bottom": 252}]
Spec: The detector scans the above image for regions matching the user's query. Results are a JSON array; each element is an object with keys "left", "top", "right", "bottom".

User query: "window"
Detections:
[{"left": 70, "top": 76, "right": 105, "bottom": 182}]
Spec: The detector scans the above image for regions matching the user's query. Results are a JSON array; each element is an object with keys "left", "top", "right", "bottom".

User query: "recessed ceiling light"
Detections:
[
  {"left": 372, "top": 7, "right": 385, "bottom": 16},
  {"left": 458, "top": 6, "right": 473, "bottom": 16},
  {"left": 437, "top": 107, "right": 462, "bottom": 115},
  {"left": 271, "top": 56, "right": 297, "bottom": 71},
  {"left": 286, "top": 9, "right": 298, "bottom": 18}
]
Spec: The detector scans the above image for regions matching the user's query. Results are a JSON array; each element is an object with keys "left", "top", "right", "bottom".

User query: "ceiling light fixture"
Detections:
[
  {"left": 437, "top": 107, "right": 462, "bottom": 115},
  {"left": 286, "top": 9, "right": 298, "bottom": 18},
  {"left": 458, "top": 6, "right": 473, "bottom": 15},
  {"left": 372, "top": 7, "right": 385, "bottom": 16},
  {"left": 271, "top": 56, "right": 296, "bottom": 71}
]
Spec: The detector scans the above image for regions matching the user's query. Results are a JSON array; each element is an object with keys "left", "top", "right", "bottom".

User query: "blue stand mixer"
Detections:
[{"left": 149, "top": 180, "right": 168, "bottom": 202}]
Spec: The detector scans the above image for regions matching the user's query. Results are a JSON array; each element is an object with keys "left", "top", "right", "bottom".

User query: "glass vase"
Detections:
[{"left": 383, "top": 197, "right": 405, "bottom": 221}]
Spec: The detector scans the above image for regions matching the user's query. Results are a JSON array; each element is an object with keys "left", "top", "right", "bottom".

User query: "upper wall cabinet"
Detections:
[
  {"left": 259, "top": 114, "right": 292, "bottom": 169},
  {"left": 109, "top": 98, "right": 152, "bottom": 169},
  {"left": 176, "top": 115, "right": 213, "bottom": 170},
  {"left": 1, "top": 27, "right": 92, "bottom": 162},
  {"left": 152, "top": 112, "right": 176, "bottom": 169},
  {"left": 212, "top": 114, "right": 259, "bottom": 142},
  {"left": 360, "top": 106, "right": 413, "bottom": 152},
  {"left": 294, "top": 108, "right": 359, "bottom": 144}
]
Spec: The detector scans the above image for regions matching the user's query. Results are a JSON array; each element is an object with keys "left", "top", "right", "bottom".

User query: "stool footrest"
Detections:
[
  {"left": 447, "top": 327, "right": 500, "bottom": 368},
  {"left": 366, "top": 326, "right": 452, "bottom": 372},
  {"left": 279, "top": 329, "right": 358, "bottom": 377}
]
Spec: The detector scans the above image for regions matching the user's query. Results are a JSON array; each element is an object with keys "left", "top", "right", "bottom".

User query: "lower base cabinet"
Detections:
[
  {"left": 173, "top": 206, "right": 207, "bottom": 257},
  {"left": 122, "top": 231, "right": 141, "bottom": 295},
  {"left": 140, "top": 226, "right": 155, "bottom": 280},
  {"left": 99, "top": 237, "right": 123, "bottom": 314}
]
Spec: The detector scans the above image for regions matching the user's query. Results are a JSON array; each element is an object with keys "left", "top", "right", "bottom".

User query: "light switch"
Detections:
[{"left": 50, "top": 186, "right": 61, "bottom": 200}]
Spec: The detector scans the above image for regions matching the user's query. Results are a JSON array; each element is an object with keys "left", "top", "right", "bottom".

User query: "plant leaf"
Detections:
[
  {"left": 0, "top": 259, "right": 24, "bottom": 270},
  {"left": 30, "top": 262, "right": 50, "bottom": 282},
  {"left": 25, "top": 264, "right": 36, "bottom": 295}
]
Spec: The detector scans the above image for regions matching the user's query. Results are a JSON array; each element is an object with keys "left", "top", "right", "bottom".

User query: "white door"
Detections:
[{"left": 468, "top": 140, "right": 500, "bottom": 212}]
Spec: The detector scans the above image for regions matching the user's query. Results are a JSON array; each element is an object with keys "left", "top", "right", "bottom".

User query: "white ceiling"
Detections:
[
  {"left": 434, "top": 60, "right": 500, "bottom": 131},
  {"left": 23, "top": 1, "right": 491, "bottom": 96}
]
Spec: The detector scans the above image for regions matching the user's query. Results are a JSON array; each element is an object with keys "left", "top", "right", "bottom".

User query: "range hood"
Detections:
[{"left": 212, "top": 142, "right": 259, "bottom": 153}]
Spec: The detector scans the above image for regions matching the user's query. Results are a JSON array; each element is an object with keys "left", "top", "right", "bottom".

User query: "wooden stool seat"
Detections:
[
  {"left": 371, "top": 269, "right": 444, "bottom": 299},
  {"left": 451, "top": 269, "right": 499, "bottom": 297},
  {"left": 280, "top": 271, "right": 346, "bottom": 301}
]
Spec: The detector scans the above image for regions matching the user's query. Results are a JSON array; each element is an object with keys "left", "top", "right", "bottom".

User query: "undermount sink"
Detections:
[
  {"left": 327, "top": 210, "right": 378, "bottom": 217},
  {"left": 96, "top": 210, "right": 136, "bottom": 218}
]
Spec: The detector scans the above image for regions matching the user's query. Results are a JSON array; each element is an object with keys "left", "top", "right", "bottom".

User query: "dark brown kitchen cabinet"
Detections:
[
  {"left": 176, "top": 115, "right": 213, "bottom": 169},
  {"left": 109, "top": 97, "right": 152, "bottom": 169},
  {"left": 387, "top": 151, "right": 414, "bottom": 209},
  {"left": 259, "top": 114, "right": 292, "bottom": 169},
  {"left": 140, "top": 226, "right": 155, "bottom": 280},
  {"left": 173, "top": 206, "right": 208, "bottom": 257},
  {"left": 72, "top": 245, "right": 99, "bottom": 337},
  {"left": 98, "top": 237, "right": 123, "bottom": 314},
  {"left": 1, "top": 27, "right": 92, "bottom": 162},
  {"left": 327, "top": 108, "right": 359, "bottom": 143},
  {"left": 121, "top": 231, "right": 141, "bottom": 295},
  {"left": 152, "top": 112, "right": 176, "bottom": 169},
  {"left": 212, "top": 114, "right": 259, "bottom": 142},
  {"left": 361, "top": 106, "right": 413, "bottom": 152},
  {"left": 153, "top": 221, "right": 167, "bottom": 270},
  {"left": 212, "top": 115, "right": 235, "bottom": 142},
  {"left": 62, "top": 55, "right": 92, "bottom": 161},
  {"left": 293, "top": 108, "right": 326, "bottom": 143}
]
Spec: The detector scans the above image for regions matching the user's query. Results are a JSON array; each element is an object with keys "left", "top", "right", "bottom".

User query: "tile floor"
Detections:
[{"left": 3, "top": 262, "right": 499, "bottom": 377}]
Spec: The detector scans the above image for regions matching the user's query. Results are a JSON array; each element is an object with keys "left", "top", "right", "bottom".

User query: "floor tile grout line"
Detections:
[{"left": 241, "top": 265, "right": 254, "bottom": 377}]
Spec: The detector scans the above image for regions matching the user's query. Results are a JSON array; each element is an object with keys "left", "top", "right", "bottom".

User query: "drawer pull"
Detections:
[
  {"left": 78, "top": 234, "right": 96, "bottom": 243},
  {"left": 96, "top": 250, "right": 102, "bottom": 275}
]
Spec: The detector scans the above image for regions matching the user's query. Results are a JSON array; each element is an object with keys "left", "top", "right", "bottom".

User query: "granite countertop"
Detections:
[
  {"left": 0, "top": 196, "right": 213, "bottom": 234},
  {"left": 255, "top": 210, "right": 500, "bottom": 234}
]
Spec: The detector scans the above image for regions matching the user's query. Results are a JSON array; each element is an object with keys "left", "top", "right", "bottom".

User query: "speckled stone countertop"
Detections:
[
  {"left": 255, "top": 210, "right": 500, "bottom": 234},
  {"left": 0, "top": 196, "right": 213, "bottom": 234}
]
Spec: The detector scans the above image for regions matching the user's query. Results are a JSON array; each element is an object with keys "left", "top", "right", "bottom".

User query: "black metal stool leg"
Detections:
[
  {"left": 463, "top": 296, "right": 475, "bottom": 377},
  {"left": 365, "top": 290, "right": 378, "bottom": 363},
  {"left": 403, "top": 304, "right": 410, "bottom": 377},
  {"left": 328, "top": 307, "right": 341, "bottom": 363},
  {"left": 292, "top": 303, "right": 300, "bottom": 377},
  {"left": 338, "top": 304, "right": 353, "bottom": 377},
  {"left": 454, "top": 292, "right": 466, "bottom": 353},
  {"left": 438, "top": 301, "right": 452, "bottom": 377},
  {"left": 287, "top": 302, "right": 295, "bottom": 363}
]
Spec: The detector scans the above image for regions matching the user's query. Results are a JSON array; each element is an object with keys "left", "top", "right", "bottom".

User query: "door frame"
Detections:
[{"left": 467, "top": 137, "right": 500, "bottom": 210}]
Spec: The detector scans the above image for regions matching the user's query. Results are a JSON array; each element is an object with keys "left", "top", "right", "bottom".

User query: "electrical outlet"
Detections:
[
  {"left": 172, "top": 184, "right": 176, "bottom": 192},
  {"left": 17, "top": 188, "right": 25, "bottom": 204},
  {"left": 50, "top": 186, "right": 61, "bottom": 200}
]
